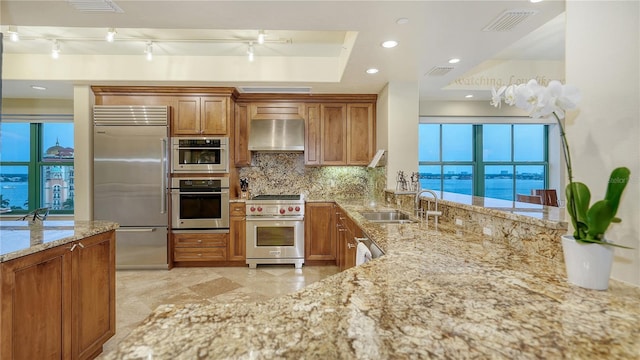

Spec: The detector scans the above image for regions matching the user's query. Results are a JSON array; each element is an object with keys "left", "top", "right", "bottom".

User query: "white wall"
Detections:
[
  {"left": 380, "top": 82, "right": 419, "bottom": 188},
  {"left": 566, "top": 0, "right": 640, "bottom": 286},
  {"left": 73, "top": 85, "right": 94, "bottom": 221}
]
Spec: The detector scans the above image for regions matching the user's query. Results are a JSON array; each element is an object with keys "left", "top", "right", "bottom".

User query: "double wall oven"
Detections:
[{"left": 245, "top": 195, "right": 305, "bottom": 269}]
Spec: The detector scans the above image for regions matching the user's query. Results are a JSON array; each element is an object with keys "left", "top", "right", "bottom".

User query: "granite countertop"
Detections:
[
  {"left": 0, "top": 220, "right": 119, "bottom": 262},
  {"left": 103, "top": 199, "right": 640, "bottom": 359}
]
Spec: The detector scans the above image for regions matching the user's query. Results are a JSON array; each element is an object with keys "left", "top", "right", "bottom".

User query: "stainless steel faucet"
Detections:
[{"left": 414, "top": 190, "right": 441, "bottom": 227}]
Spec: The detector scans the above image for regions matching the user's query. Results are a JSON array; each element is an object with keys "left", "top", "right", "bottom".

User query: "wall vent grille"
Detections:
[
  {"left": 67, "top": 0, "right": 124, "bottom": 13},
  {"left": 482, "top": 9, "right": 539, "bottom": 32},
  {"left": 426, "top": 66, "right": 454, "bottom": 76}
]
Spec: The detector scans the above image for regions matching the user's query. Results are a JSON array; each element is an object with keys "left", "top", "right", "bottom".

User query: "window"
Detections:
[
  {"left": 0, "top": 122, "right": 74, "bottom": 214},
  {"left": 418, "top": 122, "right": 548, "bottom": 201}
]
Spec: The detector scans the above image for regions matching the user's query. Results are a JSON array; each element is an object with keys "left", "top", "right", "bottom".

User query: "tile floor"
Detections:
[{"left": 100, "top": 265, "right": 340, "bottom": 355}]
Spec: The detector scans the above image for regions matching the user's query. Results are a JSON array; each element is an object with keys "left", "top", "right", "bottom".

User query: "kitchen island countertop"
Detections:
[
  {"left": 102, "top": 198, "right": 640, "bottom": 359},
  {"left": 0, "top": 220, "right": 119, "bottom": 262}
]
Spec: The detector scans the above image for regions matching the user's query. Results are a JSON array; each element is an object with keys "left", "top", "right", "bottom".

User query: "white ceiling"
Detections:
[{"left": 0, "top": 0, "right": 565, "bottom": 101}]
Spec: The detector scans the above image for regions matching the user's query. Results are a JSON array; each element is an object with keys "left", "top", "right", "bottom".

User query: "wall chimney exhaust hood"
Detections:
[{"left": 248, "top": 118, "right": 305, "bottom": 152}]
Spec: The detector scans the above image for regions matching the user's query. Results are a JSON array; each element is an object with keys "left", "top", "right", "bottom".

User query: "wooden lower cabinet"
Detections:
[
  {"left": 173, "top": 232, "right": 228, "bottom": 262},
  {"left": 304, "top": 202, "right": 337, "bottom": 264},
  {"left": 0, "top": 230, "right": 116, "bottom": 360},
  {"left": 336, "top": 207, "right": 358, "bottom": 271},
  {"left": 229, "top": 203, "right": 246, "bottom": 262}
]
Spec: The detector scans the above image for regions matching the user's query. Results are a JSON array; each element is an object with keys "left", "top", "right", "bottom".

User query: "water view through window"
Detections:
[
  {"left": 418, "top": 123, "right": 547, "bottom": 201},
  {"left": 0, "top": 122, "right": 75, "bottom": 213}
]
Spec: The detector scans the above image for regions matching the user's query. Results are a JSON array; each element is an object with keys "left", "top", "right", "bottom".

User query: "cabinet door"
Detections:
[
  {"left": 234, "top": 103, "right": 251, "bottom": 166},
  {"left": 1, "top": 246, "right": 71, "bottom": 360},
  {"left": 172, "top": 232, "right": 228, "bottom": 262},
  {"left": 229, "top": 215, "right": 246, "bottom": 261},
  {"left": 320, "top": 104, "right": 347, "bottom": 165},
  {"left": 304, "top": 104, "right": 321, "bottom": 165},
  {"left": 250, "top": 102, "right": 304, "bottom": 120},
  {"left": 172, "top": 97, "right": 200, "bottom": 135},
  {"left": 347, "top": 103, "right": 375, "bottom": 165},
  {"left": 305, "top": 202, "right": 337, "bottom": 262},
  {"left": 343, "top": 217, "right": 357, "bottom": 270},
  {"left": 72, "top": 231, "right": 116, "bottom": 360},
  {"left": 201, "top": 96, "right": 229, "bottom": 135}
]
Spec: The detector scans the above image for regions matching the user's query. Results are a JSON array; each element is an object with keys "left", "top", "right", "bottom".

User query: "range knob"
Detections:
[
  {"left": 288, "top": 206, "right": 294, "bottom": 212},
  {"left": 295, "top": 206, "right": 301, "bottom": 212},
  {"left": 250, "top": 207, "right": 256, "bottom": 212},
  {"left": 257, "top": 207, "right": 263, "bottom": 212},
  {"left": 280, "top": 208, "right": 286, "bottom": 215}
]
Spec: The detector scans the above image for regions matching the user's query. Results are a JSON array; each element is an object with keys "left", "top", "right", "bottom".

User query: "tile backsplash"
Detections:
[{"left": 238, "top": 153, "right": 386, "bottom": 200}]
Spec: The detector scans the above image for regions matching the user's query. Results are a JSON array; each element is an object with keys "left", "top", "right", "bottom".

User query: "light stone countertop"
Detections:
[
  {"left": 103, "top": 198, "right": 640, "bottom": 359},
  {"left": 0, "top": 220, "right": 119, "bottom": 262}
]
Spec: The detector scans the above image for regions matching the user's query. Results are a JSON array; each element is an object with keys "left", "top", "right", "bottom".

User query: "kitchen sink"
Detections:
[{"left": 360, "top": 210, "right": 416, "bottom": 223}]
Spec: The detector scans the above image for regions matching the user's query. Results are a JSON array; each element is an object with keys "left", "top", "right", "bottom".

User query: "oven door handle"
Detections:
[
  {"left": 171, "top": 191, "right": 228, "bottom": 195},
  {"left": 246, "top": 216, "right": 305, "bottom": 221}
]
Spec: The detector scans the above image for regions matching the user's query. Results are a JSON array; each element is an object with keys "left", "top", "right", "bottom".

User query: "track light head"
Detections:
[
  {"left": 145, "top": 42, "right": 153, "bottom": 61},
  {"left": 106, "top": 28, "right": 117, "bottom": 42},
  {"left": 8, "top": 25, "right": 19, "bottom": 42},
  {"left": 257, "top": 30, "right": 265, "bottom": 45},
  {"left": 51, "top": 40, "right": 60, "bottom": 59},
  {"left": 247, "top": 41, "right": 255, "bottom": 62}
]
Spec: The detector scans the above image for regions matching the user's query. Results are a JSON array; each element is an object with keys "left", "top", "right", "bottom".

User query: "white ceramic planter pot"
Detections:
[{"left": 561, "top": 235, "right": 614, "bottom": 290}]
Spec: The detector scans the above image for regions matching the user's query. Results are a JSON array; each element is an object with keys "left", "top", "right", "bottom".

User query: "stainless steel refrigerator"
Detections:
[{"left": 93, "top": 105, "right": 169, "bottom": 269}]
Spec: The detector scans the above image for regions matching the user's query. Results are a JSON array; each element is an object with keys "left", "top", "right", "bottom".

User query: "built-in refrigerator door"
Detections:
[
  {"left": 94, "top": 125, "right": 168, "bottom": 227},
  {"left": 115, "top": 227, "right": 168, "bottom": 269}
]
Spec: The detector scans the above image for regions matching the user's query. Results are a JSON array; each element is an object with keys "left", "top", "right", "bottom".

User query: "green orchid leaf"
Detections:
[
  {"left": 611, "top": 217, "right": 622, "bottom": 223},
  {"left": 586, "top": 200, "right": 614, "bottom": 240},
  {"left": 604, "top": 167, "right": 630, "bottom": 217},
  {"left": 575, "top": 237, "right": 634, "bottom": 249},
  {"left": 566, "top": 182, "right": 591, "bottom": 239}
]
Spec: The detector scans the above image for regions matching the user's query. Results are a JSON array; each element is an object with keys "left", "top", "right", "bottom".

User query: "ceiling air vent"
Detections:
[
  {"left": 482, "top": 9, "right": 539, "bottom": 32},
  {"left": 238, "top": 86, "right": 312, "bottom": 94},
  {"left": 426, "top": 66, "right": 454, "bottom": 76},
  {"left": 67, "top": 0, "right": 124, "bottom": 13}
]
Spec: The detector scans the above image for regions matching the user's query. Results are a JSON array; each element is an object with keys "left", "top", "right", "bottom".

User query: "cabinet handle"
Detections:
[
  {"left": 347, "top": 242, "right": 356, "bottom": 249},
  {"left": 198, "top": 253, "right": 202, "bottom": 257},
  {"left": 338, "top": 228, "right": 346, "bottom": 232},
  {"left": 197, "top": 240, "right": 203, "bottom": 243},
  {"left": 69, "top": 243, "right": 84, "bottom": 252}
]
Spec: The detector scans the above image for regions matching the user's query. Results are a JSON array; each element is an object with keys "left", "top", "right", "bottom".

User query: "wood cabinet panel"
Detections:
[
  {"left": 174, "top": 247, "right": 227, "bottom": 261},
  {"left": 73, "top": 231, "right": 116, "bottom": 360},
  {"left": 304, "top": 104, "right": 321, "bottom": 165},
  {"left": 305, "top": 202, "right": 337, "bottom": 262},
  {"left": 172, "top": 97, "right": 200, "bottom": 135},
  {"left": 201, "top": 96, "right": 229, "bottom": 135},
  {"left": 174, "top": 233, "right": 227, "bottom": 247},
  {"left": 234, "top": 103, "right": 251, "bottom": 166},
  {"left": 0, "top": 231, "right": 115, "bottom": 360},
  {"left": 320, "top": 104, "right": 347, "bottom": 165},
  {"left": 250, "top": 102, "right": 304, "bottom": 120},
  {"left": 347, "top": 103, "right": 375, "bottom": 165},
  {"left": 229, "top": 216, "right": 246, "bottom": 262}
]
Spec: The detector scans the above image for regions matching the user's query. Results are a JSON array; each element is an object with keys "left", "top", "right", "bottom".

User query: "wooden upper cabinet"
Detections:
[
  {"left": 304, "top": 104, "right": 321, "bottom": 165},
  {"left": 320, "top": 104, "right": 348, "bottom": 165},
  {"left": 347, "top": 103, "right": 375, "bottom": 165},
  {"left": 172, "top": 96, "right": 229, "bottom": 136},
  {"left": 250, "top": 102, "right": 304, "bottom": 120},
  {"left": 234, "top": 103, "right": 251, "bottom": 166},
  {"left": 201, "top": 97, "right": 229, "bottom": 135}
]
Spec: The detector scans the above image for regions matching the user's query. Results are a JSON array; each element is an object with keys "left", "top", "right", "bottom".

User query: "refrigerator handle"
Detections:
[{"left": 161, "top": 138, "right": 168, "bottom": 214}]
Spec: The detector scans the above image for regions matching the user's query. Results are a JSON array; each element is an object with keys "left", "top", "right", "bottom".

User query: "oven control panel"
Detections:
[{"left": 246, "top": 204, "right": 304, "bottom": 216}]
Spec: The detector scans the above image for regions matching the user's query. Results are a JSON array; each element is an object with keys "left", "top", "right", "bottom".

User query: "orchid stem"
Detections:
[{"left": 554, "top": 112, "right": 579, "bottom": 235}]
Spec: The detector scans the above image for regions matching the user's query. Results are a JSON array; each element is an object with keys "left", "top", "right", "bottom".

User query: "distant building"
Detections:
[{"left": 42, "top": 139, "right": 74, "bottom": 210}]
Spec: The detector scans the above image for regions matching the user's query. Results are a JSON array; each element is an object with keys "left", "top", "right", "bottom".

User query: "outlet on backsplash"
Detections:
[
  {"left": 482, "top": 227, "right": 492, "bottom": 236},
  {"left": 455, "top": 218, "right": 463, "bottom": 226}
]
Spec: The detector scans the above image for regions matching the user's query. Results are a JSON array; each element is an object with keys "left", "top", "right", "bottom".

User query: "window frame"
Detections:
[
  {"left": 0, "top": 119, "right": 74, "bottom": 215},
  {"left": 418, "top": 118, "right": 550, "bottom": 201}
]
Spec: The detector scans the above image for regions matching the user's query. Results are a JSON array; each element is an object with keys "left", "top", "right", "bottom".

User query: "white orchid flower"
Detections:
[
  {"left": 503, "top": 85, "right": 518, "bottom": 106},
  {"left": 490, "top": 86, "right": 506, "bottom": 108}
]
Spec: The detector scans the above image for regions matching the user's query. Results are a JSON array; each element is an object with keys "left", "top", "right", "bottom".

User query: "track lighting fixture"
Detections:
[
  {"left": 145, "top": 42, "right": 153, "bottom": 61},
  {"left": 257, "top": 30, "right": 265, "bottom": 45},
  {"left": 247, "top": 42, "right": 254, "bottom": 62},
  {"left": 106, "top": 28, "right": 117, "bottom": 42},
  {"left": 51, "top": 40, "right": 60, "bottom": 59},
  {"left": 8, "top": 25, "right": 19, "bottom": 42}
]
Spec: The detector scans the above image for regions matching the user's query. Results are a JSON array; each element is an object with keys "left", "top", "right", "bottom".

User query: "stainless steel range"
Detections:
[{"left": 245, "top": 194, "right": 305, "bottom": 269}]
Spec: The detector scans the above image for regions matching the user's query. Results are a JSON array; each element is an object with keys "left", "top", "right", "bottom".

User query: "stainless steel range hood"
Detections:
[{"left": 248, "top": 118, "right": 305, "bottom": 152}]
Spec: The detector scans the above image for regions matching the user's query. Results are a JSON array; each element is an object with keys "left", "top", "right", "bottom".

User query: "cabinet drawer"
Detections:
[
  {"left": 230, "top": 203, "right": 246, "bottom": 217},
  {"left": 173, "top": 233, "right": 227, "bottom": 247},
  {"left": 174, "top": 247, "right": 227, "bottom": 261}
]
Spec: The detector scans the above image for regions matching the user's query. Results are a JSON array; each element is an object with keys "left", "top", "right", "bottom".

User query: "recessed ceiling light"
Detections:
[
  {"left": 31, "top": 85, "right": 47, "bottom": 91},
  {"left": 381, "top": 40, "right": 398, "bottom": 48},
  {"left": 396, "top": 18, "right": 409, "bottom": 25},
  {"left": 366, "top": 68, "right": 379, "bottom": 74},
  {"left": 465, "top": 94, "right": 474, "bottom": 98},
  {"left": 448, "top": 58, "right": 461, "bottom": 64}
]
